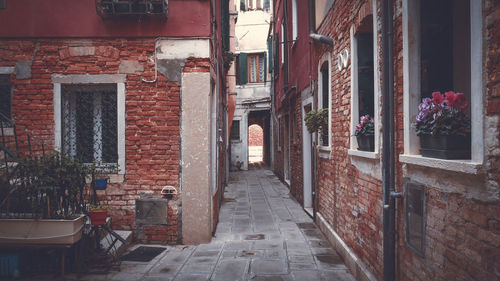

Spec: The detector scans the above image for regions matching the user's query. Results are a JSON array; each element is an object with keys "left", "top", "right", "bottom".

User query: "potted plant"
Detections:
[
  {"left": 88, "top": 205, "right": 109, "bottom": 226},
  {"left": 355, "top": 114, "right": 375, "bottom": 151},
  {"left": 305, "top": 108, "right": 328, "bottom": 134},
  {"left": 89, "top": 163, "right": 119, "bottom": 191},
  {"left": 0, "top": 151, "right": 87, "bottom": 245},
  {"left": 414, "top": 91, "right": 471, "bottom": 159}
]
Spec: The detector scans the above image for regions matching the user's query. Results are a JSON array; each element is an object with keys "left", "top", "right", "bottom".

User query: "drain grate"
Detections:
[{"left": 121, "top": 246, "right": 166, "bottom": 262}]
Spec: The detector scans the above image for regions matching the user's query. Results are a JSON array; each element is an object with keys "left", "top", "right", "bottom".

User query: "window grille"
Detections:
[
  {"left": 96, "top": 0, "right": 168, "bottom": 17},
  {"left": 61, "top": 84, "right": 118, "bottom": 164},
  {"left": 0, "top": 75, "right": 11, "bottom": 121},
  {"left": 231, "top": 120, "right": 240, "bottom": 140}
]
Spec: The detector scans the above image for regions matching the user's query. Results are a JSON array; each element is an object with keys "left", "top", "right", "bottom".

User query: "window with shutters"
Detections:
[
  {"left": 249, "top": 53, "right": 265, "bottom": 83},
  {"left": 237, "top": 52, "right": 266, "bottom": 85}
]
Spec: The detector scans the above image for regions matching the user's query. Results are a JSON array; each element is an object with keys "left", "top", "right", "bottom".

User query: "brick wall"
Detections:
[
  {"left": 0, "top": 38, "right": 204, "bottom": 244},
  {"left": 248, "top": 124, "right": 263, "bottom": 146},
  {"left": 305, "top": 0, "right": 500, "bottom": 280}
]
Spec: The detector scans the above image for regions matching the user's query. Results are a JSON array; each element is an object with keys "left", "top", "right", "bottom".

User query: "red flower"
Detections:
[
  {"left": 454, "top": 92, "right": 466, "bottom": 108},
  {"left": 432, "top": 92, "right": 444, "bottom": 104},
  {"left": 444, "top": 91, "right": 456, "bottom": 107}
]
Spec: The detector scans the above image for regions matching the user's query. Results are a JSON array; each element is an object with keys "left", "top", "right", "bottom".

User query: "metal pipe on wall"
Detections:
[{"left": 381, "top": 0, "right": 400, "bottom": 280}]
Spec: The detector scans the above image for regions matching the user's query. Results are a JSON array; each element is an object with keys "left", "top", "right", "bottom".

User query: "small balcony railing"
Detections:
[{"left": 95, "top": 0, "right": 168, "bottom": 17}]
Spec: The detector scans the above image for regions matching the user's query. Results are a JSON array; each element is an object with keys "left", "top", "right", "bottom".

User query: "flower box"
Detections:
[
  {"left": 357, "top": 134, "right": 375, "bottom": 152},
  {"left": 0, "top": 215, "right": 85, "bottom": 245},
  {"left": 419, "top": 134, "right": 471, "bottom": 160}
]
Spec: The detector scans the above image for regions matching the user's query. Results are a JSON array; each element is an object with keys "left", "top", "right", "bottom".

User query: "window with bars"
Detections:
[
  {"left": 230, "top": 120, "right": 240, "bottom": 141},
  {"left": 61, "top": 84, "right": 118, "bottom": 164},
  {"left": 0, "top": 75, "right": 11, "bottom": 122}
]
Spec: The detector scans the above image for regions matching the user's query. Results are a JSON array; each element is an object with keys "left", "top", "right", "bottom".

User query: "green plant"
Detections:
[
  {"left": 3, "top": 151, "right": 89, "bottom": 219},
  {"left": 305, "top": 108, "right": 328, "bottom": 134},
  {"left": 89, "top": 204, "right": 110, "bottom": 211}
]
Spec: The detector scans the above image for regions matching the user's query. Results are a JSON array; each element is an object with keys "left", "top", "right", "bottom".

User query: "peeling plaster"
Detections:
[{"left": 157, "top": 59, "right": 184, "bottom": 82}]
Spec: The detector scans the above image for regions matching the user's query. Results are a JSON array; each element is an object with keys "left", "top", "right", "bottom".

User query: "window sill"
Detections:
[
  {"left": 86, "top": 173, "right": 125, "bottom": 184},
  {"left": 318, "top": 146, "right": 331, "bottom": 159},
  {"left": 348, "top": 149, "right": 379, "bottom": 159},
  {"left": 399, "top": 154, "right": 482, "bottom": 175}
]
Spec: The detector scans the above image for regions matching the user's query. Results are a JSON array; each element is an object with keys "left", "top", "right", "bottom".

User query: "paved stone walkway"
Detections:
[{"left": 70, "top": 168, "right": 356, "bottom": 281}]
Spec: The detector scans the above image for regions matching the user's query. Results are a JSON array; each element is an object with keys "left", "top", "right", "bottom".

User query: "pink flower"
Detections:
[
  {"left": 432, "top": 91, "right": 444, "bottom": 104},
  {"left": 444, "top": 91, "right": 456, "bottom": 107}
]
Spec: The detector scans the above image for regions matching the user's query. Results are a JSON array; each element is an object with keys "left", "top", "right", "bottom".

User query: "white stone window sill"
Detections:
[
  {"left": 318, "top": 146, "right": 331, "bottom": 159},
  {"left": 399, "top": 154, "right": 482, "bottom": 175},
  {"left": 85, "top": 173, "right": 125, "bottom": 184},
  {"left": 0, "top": 128, "right": 14, "bottom": 137},
  {"left": 348, "top": 149, "right": 379, "bottom": 159}
]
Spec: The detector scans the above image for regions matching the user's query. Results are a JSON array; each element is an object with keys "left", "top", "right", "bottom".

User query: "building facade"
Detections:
[
  {"left": 230, "top": 0, "right": 273, "bottom": 170},
  {"left": 271, "top": 0, "right": 500, "bottom": 280},
  {"left": 0, "top": 0, "right": 231, "bottom": 245}
]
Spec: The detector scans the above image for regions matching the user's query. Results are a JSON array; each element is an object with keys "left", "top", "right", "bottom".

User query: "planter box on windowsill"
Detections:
[
  {"left": 419, "top": 134, "right": 471, "bottom": 160},
  {"left": 356, "top": 134, "right": 374, "bottom": 152}
]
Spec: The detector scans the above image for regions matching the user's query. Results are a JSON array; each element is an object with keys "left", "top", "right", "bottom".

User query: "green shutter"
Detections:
[
  {"left": 239, "top": 53, "right": 248, "bottom": 85},
  {"left": 264, "top": 0, "right": 270, "bottom": 9},
  {"left": 267, "top": 37, "right": 273, "bottom": 74},
  {"left": 240, "top": 0, "right": 245, "bottom": 11}
]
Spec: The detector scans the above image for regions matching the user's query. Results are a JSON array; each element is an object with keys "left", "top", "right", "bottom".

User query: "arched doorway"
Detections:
[{"left": 248, "top": 124, "right": 263, "bottom": 163}]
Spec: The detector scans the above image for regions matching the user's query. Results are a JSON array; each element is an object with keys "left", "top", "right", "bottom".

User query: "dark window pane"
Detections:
[
  {"left": 421, "top": 0, "right": 453, "bottom": 98},
  {"left": 76, "top": 92, "right": 94, "bottom": 163},
  {"left": 357, "top": 32, "right": 374, "bottom": 117},
  {"left": 102, "top": 92, "right": 118, "bottom": 163},
  {"left": 321, "top": 68, "right": 329, "bottom": 146},
  {"left": 231, "top": 120, "right": 240, "bottom": 140},
  {"left": 0, "top": 75, "right": 11, "bottom": 121}
]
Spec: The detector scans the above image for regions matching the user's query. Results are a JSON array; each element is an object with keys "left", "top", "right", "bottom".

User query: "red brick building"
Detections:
[
  {"left": 0, "top": 0, "right": 231, "bottom": 245},
  {"left": 271, "top": 0, "right": 500, "bottom": 280}
]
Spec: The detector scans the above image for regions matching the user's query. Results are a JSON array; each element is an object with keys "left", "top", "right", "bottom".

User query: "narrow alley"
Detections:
[{"left": 61, "top": 168, "right": 355, "bottom": 281}]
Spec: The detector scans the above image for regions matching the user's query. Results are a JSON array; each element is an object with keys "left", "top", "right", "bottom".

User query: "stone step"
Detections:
[{"left": 100, "top": 229, "right": 132, "bottom": 258}]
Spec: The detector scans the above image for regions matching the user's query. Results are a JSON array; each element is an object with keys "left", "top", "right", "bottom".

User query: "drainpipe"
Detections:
[
  {"left": 283, "top": 0, "right": 289, "bottom": 91},
  {"left": 381, "top": 0, "right": 401, "bottom": 281},
  {"left": 309, "top": 33, "right": 333, "bottom": 46}
]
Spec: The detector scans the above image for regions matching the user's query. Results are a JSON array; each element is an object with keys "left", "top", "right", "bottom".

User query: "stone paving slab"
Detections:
[{"left": 54, "top": 168, "right": 355, "bottom": 281}]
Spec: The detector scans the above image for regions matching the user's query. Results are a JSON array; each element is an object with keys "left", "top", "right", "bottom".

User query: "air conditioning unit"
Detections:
[{"left": 95, "top": 0, "right": 168, "bottom": 17}]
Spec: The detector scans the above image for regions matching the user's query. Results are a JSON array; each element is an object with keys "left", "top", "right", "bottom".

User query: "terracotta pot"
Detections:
[{"left": 89, "top": 209, "right": 107, "bottom": 226}]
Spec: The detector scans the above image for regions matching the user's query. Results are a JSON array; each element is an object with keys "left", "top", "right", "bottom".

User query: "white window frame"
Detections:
[
  {"left": 317, "top": 52, "right": 332, "bottom": 153},
  {"left": 292, "top": 0, "right": 298, "bottom": 42},
  {"left": 399, "top": 0, "right": 483, "bottom": 174},
  {"left": 348, "top": 3, "right": 381, "bottom": 159},
  {"left": 53, "top": 74, "right": 126, "bottom": 177}
]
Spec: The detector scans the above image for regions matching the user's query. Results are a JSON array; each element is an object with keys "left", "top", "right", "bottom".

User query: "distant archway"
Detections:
[{"left": 248, "top": 124, "right": 263, "bottom": 163}]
